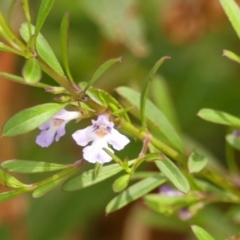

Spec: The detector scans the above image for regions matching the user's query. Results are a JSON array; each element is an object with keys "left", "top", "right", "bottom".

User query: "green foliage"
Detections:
[
  {"left": 22, "top": 58, "right": 42, "bottom": 83},
  {"left": 106, "top": 173, "right": 166, "bottom": 213},
  {"left": 188, "top": 151, "right": 208, "bottom": 173},
  {"left": 155, "top": 157, "right": 190, "bottom": 193},
  {"left": 2, "top": 103, "right": 67, "bottom": 136},
  {"left": 1, "top": 160, "right": 68, "bottom": 173},
  {"left": 197, "top": 108, "right": 240, "bottom": 127},
  {"left": 191, "top": 225, "right": 215, "bottom": 240}
]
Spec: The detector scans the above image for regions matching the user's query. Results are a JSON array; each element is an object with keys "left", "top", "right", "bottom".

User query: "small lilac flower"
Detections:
[
  {"left": 36, "top": 109, "right": 81, "bottom": 147},
  {"left": 159, "top": 185, "right": 184, "bottom": 197},
  {"left": 178, "top": 207, "right": 193, "bottom": 221},
  {"left": 72, "top": 115, "right": 130, "bottom": 164}
]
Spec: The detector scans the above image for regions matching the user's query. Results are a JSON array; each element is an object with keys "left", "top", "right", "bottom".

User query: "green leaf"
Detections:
[
  {"left": 0, "top": 42, "right": 24, "bottom": 56},
  {"left": 1, "top": 160, "right": 68, "bottom": 173},
  {"left": 2, "top": 103, "right": 67, "bottom": 136},
  {"left": 191, "top": 225, "right": 215, "bottom": 240},
  {"left": 226, "top": 133, "right": 240, "bottom": 151},
  {"left": 140, "top": 57, "right": 170, "bottom": 127},
  {"left": 188, "top": 151, "right": 208, "bottom": 173},
  {"left": 219, "top": 0, "right": 240, "bottom": 40},
  {"left": 0, "top": 169, "right": 28, "bottom": 188},
  {"left": 34, "top": 0, "right": 55, "bottom": 40},
  {"left": 93, "top": 162, "right": 103, "bottom": 178},
  {"left": 84, "top": 57, "right": 122, "bottom": 92},
  {"left": 60, "top": 12, "right": 73, "bottom": 83},
  {"left": 223, "top": 49, "right": 240, "bottom": 64},
  {"left": 0, "top": 72, "right": 49, "bottom": 88},
  {"left": 106, "top": 173, "right": 166, "bottom": 213},
  {"left": 82, "top": 85, "right": 130, "bottom": 122},
  {"left": 22, "top": 58, "right": 42, "bottom": 83},
  {"left": 116, "top": 86, "right": 184, "bottom": 153},
  {"left": 151, "top": 75, "right": 181, "bottom": 132},
  {"left": 0, "top": 190, "right": 26, "bottom": 202},
  {"left": 197, "top": 108, "right": 240, "bottom": 127},
  {"left": 155, "top": 157, "right": 190, "bottom": 193},
  {"left": 20, "top": 23, "right": 65, "bottom": 77},
  {"left": 112, "top": 174, "right": 130, "bottom": 192},
  {"left": 32, "top": 177, "right": 64, "bottom": 198},
  {"left": 63, "top": 160, "right": 134, "bottom": 191},
  {"left": 144, "top": 193, "right": 198, "bottom": 215}
]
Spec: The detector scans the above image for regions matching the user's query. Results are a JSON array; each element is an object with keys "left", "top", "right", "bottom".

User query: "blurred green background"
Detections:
[{"left": 1, "top": 0, "right": 240, "bottom": 239}]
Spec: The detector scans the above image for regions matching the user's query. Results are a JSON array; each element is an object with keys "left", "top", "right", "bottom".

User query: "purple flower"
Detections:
[
  {"left": 72, "top": 115, "right": 130, "bottom": 164},
  {"left": 159, "top": 185, "right": 184, "bottom": 197},
  {"left": 36, "top": 109, "right": 81, "bottom": 147}
]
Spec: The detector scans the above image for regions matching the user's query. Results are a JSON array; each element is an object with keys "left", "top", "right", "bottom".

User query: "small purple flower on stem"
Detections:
[
  {"left": 159, "top": 185, "right": 184, "bottom": 197},
  {"left": 36, "top": 109, "right": 81, "bottom": 147},
  {"left": 72, "top": 115, "right": 130, "bottom": 164}
]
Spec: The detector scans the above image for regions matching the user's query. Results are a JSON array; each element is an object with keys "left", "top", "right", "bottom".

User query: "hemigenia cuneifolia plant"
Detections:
[{"left": 1, "top": 0, "right": 240, "bottom": 239}]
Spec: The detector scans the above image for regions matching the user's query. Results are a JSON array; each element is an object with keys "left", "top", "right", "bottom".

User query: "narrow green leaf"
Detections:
[
  {"left": 32, "top": 177, "right": 64, "bottom": 198},
  {"left": 0, "top": 42, "right": 24, "bottom": 56},
  {"left": 155, "top": 157, "right": 190, "bottom": 193},
  {"left": 60, "top": 12, "right": 74, "bottom": 83},
  {"left": 106, "top": 173, "right": 166, "bottom": 214},
  {"left": 223, "top": 49, "right": 240, "bottom": 64},
  {"left": 140, "top": 57, "right": 170, "bottom": 127},
  {"left": 0, "top": 72, "right": 49, "bottom": 88},
  {"left": 34, "top": 0, "right": 55, "bottom": 41},
  {"left": 1, "top": 160, "right": 68, "bottom": 173},
  {"left": 151, "top": 75, "right": 181, "bottom": 133},
  {"left": 197, "top": 108, "right": 240, "bottom": 127},
  {"left": 84, "top": 57, "right": 122, "bottom": 92},
  {"left": 63, "top": 160, "right": 134, "bottom": 191},
  {"left": 188, "top": 151, "right": 208, "bottom": 173},
  {"left": 191, "top": 225, "right": 215, "bottom": 240},
  {"left": 0, "top": 169, "right": 28, "bottom": 188},
  {"left": 226, "top": 133, "right": 240, "bottom": 151},
  {"left": 116, "top": 86, "right": 184, "bottom": 153},
  {"left": 22, "top": 58, "right": 42, "bottom": 83},
  {"left": 2, "top": 103, "right": 67, "bottom": 136},
  {"left": 0, "top": 190, "right": 25, "bottom": 202},
  {"left": 112, "top": 174, "right": 130, "bottom": 192},
  {"left": 219, "top": 0, "right": 240, "bottom": 40},
  {"left": 93, "top": 163, "right": 103, "bottom": 178},
  {"left": 20, "top": 23, "right": 65, "bottom": 77}
]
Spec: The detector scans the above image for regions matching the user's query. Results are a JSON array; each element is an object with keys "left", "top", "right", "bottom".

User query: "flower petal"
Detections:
[
  {"left": 36, "top": 128, "right": 56, "bottom": 147},
  {"left": 83, "top": 145, "right": 113, "bottom": 164},
  {"left": 55, "top": 124, "right": 66, "bottom": 142},
  {"left": 108, "top": 128, "right": 130, "bottom": 150},
  {"left": 72, "top": 126, "right": 95, "bottom": 146}
]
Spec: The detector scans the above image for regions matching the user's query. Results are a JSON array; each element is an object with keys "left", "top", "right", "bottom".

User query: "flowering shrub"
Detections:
[{"left": 0, "top": 0, "right": 240, "bottom": 239}]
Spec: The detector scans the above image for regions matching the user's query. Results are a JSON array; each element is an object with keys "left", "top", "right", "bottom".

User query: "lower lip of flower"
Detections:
[{"left": 53, "top": 119, "right": 65, "bottom": 126}]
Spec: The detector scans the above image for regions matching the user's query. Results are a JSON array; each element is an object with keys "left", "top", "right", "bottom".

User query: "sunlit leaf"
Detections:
[
  {"left": 116, "top": 86, "right": 184, "bottom": 153},
  {"left": 1, "top": 160, "right": 69, "bottom": 173},
  {"left": 0, "top": 190, "right": 26, "bottom": 202},
  {"left": 197, "top": 108, "right": 240, "bottom": 127},
  {"left": 34, "top": 0, "right": 55, "bottom": 40},
  {"left": 22, "top": 58, "right": 42, "bottom": 83},
  {"left": 0, "top": 42, "right": 24, "bottom": 56},
  {"left": 155, "top": 157, "right": 190, "bottom": 193},
  {"left": 219, "top": 0, "right": 240, "bottom": 40},
  {"left": 32, "top": 177, "right": 65, "bottom": 198},
  {"left": 106, "top": 173, "right": 166, "bottom": 213},
  {"left": 226, "top": 133, "right": 240, "bottom": 151},
  {"left": 188, "top": 151, "right": 208, "bottom": 173},
  {"left": 60, "top": 12, "right": 73, "bottom": 83},
  {"left": 20, "top": 23, "right": 65, "bottom": 77},
  {"left": 140, "top": 57, "right": 170, "bottom": 127},
  {"left": 2, "top": 103, "right": 67, "bottom": 136},
  {"left": 112, "top": 174, "right": 130, "bottom": 192},
  {"left": 63, "top": 160, "right": 134, "bottom": 191},
  {"left": 191, "top": 225, "right": 215, "bottom": 240},
  {"left": 223, "top": 49, "right": 240, "bottom": 64},
  {"left": 0, "top": 169, "right": 28, "bottom": 188},
  {"left": 84, "top": 57, "right": 122, "bottom": 92}
]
